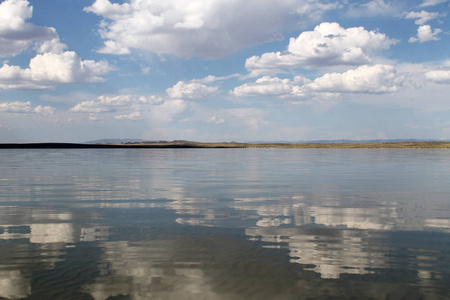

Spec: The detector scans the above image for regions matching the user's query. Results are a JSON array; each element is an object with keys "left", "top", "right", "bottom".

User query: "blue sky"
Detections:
[{"left": 0, "top": 0, "right": 450, "bottom": 142}]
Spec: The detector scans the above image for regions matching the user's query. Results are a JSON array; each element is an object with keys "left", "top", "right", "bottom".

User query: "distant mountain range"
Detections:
[
  {"left": 249, "top": 138, "right": 447, "bottom": 143},
  {"left": 86, "top": 138, "right": 448, "bottom": 144},
  {"left": 85, "top": 139, "right": 150, "bottom": 144}
]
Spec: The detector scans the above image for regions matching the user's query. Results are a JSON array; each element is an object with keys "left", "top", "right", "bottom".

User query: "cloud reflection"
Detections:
[{"left": 0, "top": 149, "right": 449, "bottom": 299}]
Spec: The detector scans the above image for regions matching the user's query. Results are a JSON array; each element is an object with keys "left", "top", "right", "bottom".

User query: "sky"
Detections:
[{"left": 0, "top": 0, "right": 450, "bottom": 143}]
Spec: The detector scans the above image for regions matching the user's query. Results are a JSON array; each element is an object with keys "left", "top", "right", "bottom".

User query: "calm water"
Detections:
[{"left": 0, "top": 149, "right": 450, "bottom": 300}]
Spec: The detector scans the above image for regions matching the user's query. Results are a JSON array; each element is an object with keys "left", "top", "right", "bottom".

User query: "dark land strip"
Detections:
[{"left": 1, "top": 141, "right": 450, "bottom": 149}]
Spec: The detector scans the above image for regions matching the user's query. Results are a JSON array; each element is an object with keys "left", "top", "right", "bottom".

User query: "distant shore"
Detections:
[{"left": 1, "top": 141, "right": 450, "bottom": 149}]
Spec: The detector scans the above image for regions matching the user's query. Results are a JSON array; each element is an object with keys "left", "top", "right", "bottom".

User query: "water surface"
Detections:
[{"left": 0, "top": 149, "right": 449, "bottom": 299}]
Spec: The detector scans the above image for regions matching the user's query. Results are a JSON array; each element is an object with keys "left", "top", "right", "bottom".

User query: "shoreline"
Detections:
[{"left": 1, "top": 141, "right": 450, "bottom": 149}]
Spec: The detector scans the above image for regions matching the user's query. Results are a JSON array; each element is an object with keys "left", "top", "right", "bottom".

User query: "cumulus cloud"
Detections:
[
  {"left": 0, "top": 50, "right": 111, "bottom": 89},
  {"left": 409, "top": 25, "right": 442, "bottom": 43},
  {"left": 230, "top": 76, "right": 309, "bottom": 98},
  {"left": 405, "top": 10, "right": 442, "bottom": 25},
  {"left": 84, "top": 0, "right": 338, "bottom": 58},
  {"left": 232, "top": 65, "right": 404, "bottom": 98},
  {"left": 33, "top": 105, "right": 56, "bottom": 115},
  {"left": 70, "top": 95, "right": 162, "bottom": 113},
  {"left": 36, "top": 38, "right": 68, "bottom": 54},
  {"left": 191, "top": 74, "right": 241, "bottom": 84},
  {"left": 0, "top": 101, "right": 55, "bottom": 115},
  {"left": 166, "top": 81, "right": 218, "bottom": 99},
  {"left": 305, "top": 64, "right": 404, "bottom": 94},
  {"left": 115, "top": 111, "right": 142, "bottom": 120},
  {"left": 0, "top": 1, "right": 112, "bottom": 90},
  {"left": 70, "top": 94, "right": 186, "bottom": 123},
  {"left": 245, "top": 22, "right": 396, "bottom": 76},
  {"left": 425, "top": 70, "right": 450, "bottom": 83},
  {"left": 0, "top": 0, "right": 56, "bottom": 57}
]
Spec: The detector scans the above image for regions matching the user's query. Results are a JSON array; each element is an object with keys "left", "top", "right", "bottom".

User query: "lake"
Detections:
[{"left": 0, "top": 148, "right": 449, "bottom": 299}]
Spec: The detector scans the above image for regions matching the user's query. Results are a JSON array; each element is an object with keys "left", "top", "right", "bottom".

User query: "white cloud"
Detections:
[
  {"left": 409, "top": 25, "right": 442, "bottom": 43},
  {"left": 405, "top": 10, "right": 441, "bottom": 25},
  {"left": 230, "top": 76, "right": 306, "bottom": 98},
  {"left": 0, "top": 9, "right": 111, "bottom": 91},
  {"left": 0, "top": 101, "right": 55, "bottom": 115},
  {"left": 70, "top": 94, "right": 186, "bottom": 123},
  {"left": 246, "top": 22, "right": 396, "bottom": 76},
  {"left": 37, "top": 38, "right": 68, "bottom": 54},
  {"left": 70, "top": 95, "right": 162, "bottom": 113},
  {"left": 425, "top": 70, "right": 450, "bottom": 83},
  {"left": 98, "top": 40, "right": 131, "bottom": 55},
  {"left": 232, "top": 65, "right": 404, "bottom": 98},
  {"left": 115, "top": 111, "right": 142, "bottom": 120},
  {"left": 245, "top": 53, "right": 306, "bottom": 77},
  {"left": 0, "top": 50, "right": 111, "bottom": 89},
  {"left": 289, "top": 22, "right": 394, "bottom": 57},
  {"left": 84, "top": 0, "right": 338, "bottom": 58},
  {"left": 0, "top": 0, "right": 56, "bottom": 57},
  {"left": 305, "top": 64, "right": 404, "bottom": 94},
  {"left": 191, "top": 74, "right": 241, "bottom": 84},
  {"left": 0, "top": 1, "right": 112, "bottom": 90},
  {"left": 420, "top": 0, "right": 449, "bottom": 7},
  {"left": 166, "top": 81, "right": 218, "bottom": 99},
  {"left": 33, "top": 105, "right": 56, "bottom": 116},
  {"left": 0, "top": 101, "right": 33, "bottom": 113}
]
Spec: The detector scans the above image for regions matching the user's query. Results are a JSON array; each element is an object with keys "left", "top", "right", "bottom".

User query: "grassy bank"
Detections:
[
  {"left": 1, "top": 141, "right": 450, "bottom": 149},
  {"left": 115, "top": 141, "right": 450, "bottom": 149}
]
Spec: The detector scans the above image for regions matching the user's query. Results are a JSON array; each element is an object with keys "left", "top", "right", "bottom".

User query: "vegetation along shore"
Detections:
[{"left": 1, "top": 141, "right": 450, "bottom": 149}]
